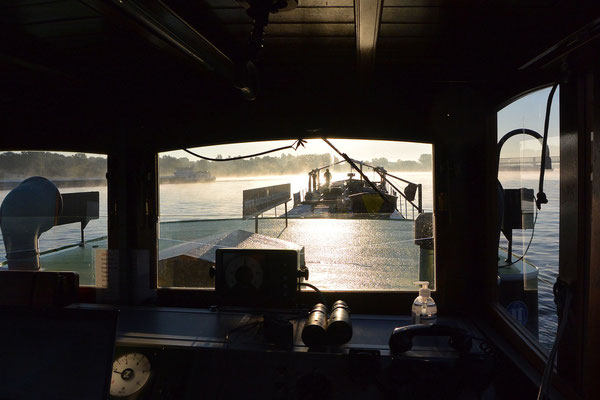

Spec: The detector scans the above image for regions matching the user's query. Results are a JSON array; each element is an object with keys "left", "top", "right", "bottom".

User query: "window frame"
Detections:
[
  {"left": 151, "top": 140, "right": 438, "bottom": 312},
  {"left": 493, "top": 84, "right": 562, "bottom": 353},
  {"left": 0, "top": 150, "right": 109, "bottom": 288},
  {"left": 483, "top": 84, "right": 558, "bottom": 372},
  {"left": 483, "top": 77, "right": 597, "bottom": 397}
]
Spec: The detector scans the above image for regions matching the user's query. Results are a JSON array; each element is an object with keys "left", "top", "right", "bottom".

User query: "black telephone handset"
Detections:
[{"left": 389, "top": 324, "right": 473, "bottom": 355}]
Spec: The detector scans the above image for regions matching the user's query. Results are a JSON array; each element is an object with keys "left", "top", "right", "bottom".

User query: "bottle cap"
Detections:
[{"left": 414, "top": 281, "right": 431, "bottom": 298}]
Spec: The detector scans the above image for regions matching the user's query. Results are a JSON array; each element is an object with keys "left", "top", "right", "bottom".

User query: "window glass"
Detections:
[
  {"left": 158, "top": 139, "right": 434, "bottom": 291},
  {"left": 497, "top": 87, "right": 559, "bottom": 351},
  {"left": 0, "top": 151, "right": 108, "bottom": 285}
]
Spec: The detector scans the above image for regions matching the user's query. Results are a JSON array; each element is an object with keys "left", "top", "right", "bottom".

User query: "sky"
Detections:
[
  {"left": 165, "top": 139, "right": 432, "bottom": 163},
  {"left": 497, "top": 86, "right": 560, "bottom": 157}
]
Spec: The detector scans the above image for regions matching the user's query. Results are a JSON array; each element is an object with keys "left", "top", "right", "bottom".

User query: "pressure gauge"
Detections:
[
  {"left": 110, "top": 353, "right": 152, "bottom": 398},
  {"left": 224, "top": 254, "right": 264, "bottom": 289}
]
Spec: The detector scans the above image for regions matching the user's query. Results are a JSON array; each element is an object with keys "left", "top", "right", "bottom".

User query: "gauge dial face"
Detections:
[
  {"left": 224, "top": 255, "right": 264, "bottom": 289},
  {"left": 110, "top": 353, "right": 151, "bottom": 398}
]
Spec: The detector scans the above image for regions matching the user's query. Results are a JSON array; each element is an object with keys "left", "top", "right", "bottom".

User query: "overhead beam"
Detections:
[
  {"left": 354, "top": 0, "right": 383, "bottom": 82},
  {"left": 82, "top": 0, "right": 234, "bottom": 81},
  {"left": 519, "top": 16, "right": 600, "bottom": 71}
]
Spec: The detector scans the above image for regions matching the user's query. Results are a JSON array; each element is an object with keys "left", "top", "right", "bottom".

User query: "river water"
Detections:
[
  {"left": 0, "top": 170, "right": 558, "bottom": 350},
  {"left": 498, "top": 169, "right": 560, "bottom": 352}
]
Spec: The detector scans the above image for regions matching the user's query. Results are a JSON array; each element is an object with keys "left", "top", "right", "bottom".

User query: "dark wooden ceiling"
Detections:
[{"left": 1, "top": 0, "right": 599, "bottom": 151}]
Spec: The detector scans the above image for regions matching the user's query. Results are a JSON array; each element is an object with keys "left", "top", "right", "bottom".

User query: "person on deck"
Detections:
[{"left": 324, "top": 169, "right": 332, "bottom": 187}]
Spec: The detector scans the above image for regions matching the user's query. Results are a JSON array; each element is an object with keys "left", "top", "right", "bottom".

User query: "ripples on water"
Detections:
[{"left": 0, "top": 170, "right": 558, "bottom": 350}]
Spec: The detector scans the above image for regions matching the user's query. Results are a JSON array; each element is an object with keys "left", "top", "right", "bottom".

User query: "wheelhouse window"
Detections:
[
  {"left": 0, "top": 151, "right": 108, "bottom": 286},
  {"left": 496, "top": 87, "right": 560, "bottom": 351},
  {"left": 158, "top": 139, "right": 434, "bottom": 292}
]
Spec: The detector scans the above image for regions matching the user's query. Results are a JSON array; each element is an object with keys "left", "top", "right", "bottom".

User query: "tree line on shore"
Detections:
[
  {"left": 0, "top": 151, "right": 432, "bottom": 180},
  {"left": 159, "top": 152, "right": 432, "bottom": 176},
  {"left": 0, "top": 152, "right": 107, "bottom": 179}
]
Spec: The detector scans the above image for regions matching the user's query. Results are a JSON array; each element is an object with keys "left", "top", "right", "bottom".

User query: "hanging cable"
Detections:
[
  {"left": 298, "top": 282, "right": 326, "bottom": 306},
  {"left": 183, "top": 139, "right": 306, "bottom": 162},
  {"left": 537, "top": 282, "right": 573, "bottom": 400},
  {"left": 536, "top": 82, "right": 559, "bottom": 210},
  {"left": 499, "top": 208, "right": 538, "bottom": 268}
]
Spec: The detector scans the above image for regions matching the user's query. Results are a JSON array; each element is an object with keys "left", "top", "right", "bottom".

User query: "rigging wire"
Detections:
[
  {"left": 183, "top": 139, "right": 306, "bottom": 162},
  {"left": 322, "top": 138, "right": 395, "bottom": 209},
  {"left": 313, "top": 159, "right": 347, "bottom": 171}
]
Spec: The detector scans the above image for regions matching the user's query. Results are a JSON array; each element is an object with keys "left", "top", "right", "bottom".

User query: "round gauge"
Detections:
[
  {"left": 110, "top": 353, "right": 152, "bottom": 398},
  {"left": 224, "top": 255, "right": 264, "bottom": 289}
]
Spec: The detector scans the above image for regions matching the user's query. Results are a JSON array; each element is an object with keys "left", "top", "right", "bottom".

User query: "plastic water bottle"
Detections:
[{"left": 411, "top": 281, "right": 437, "bottom": 324}]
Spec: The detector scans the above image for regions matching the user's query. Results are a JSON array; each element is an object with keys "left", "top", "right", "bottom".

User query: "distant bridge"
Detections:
[{"left": 499, "top": 156, "right": 560, "bottom": 170}]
